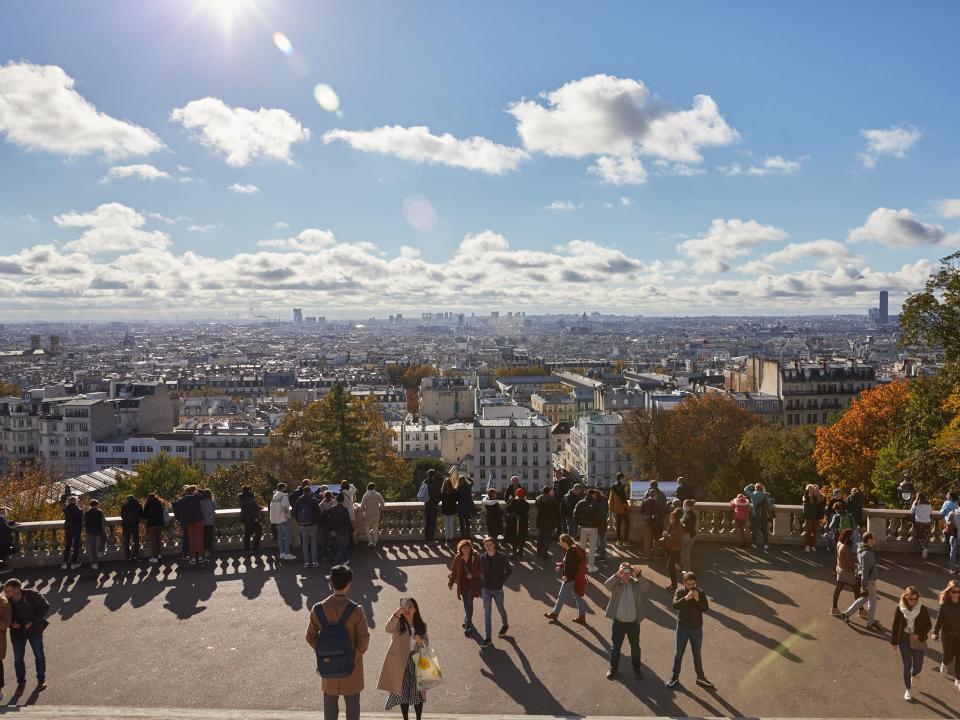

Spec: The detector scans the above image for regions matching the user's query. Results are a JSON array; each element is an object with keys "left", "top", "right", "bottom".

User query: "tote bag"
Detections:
[{"left": 415, "top": 646, "right": 444, "bottom": 690}]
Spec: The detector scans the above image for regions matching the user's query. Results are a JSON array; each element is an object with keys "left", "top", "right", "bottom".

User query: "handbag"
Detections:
[
  {"left": 910, "top": 635, "right": 927, "bottom": 651},
  {"left": 414, "top": 646, "right": 444, "bottom": 691}
]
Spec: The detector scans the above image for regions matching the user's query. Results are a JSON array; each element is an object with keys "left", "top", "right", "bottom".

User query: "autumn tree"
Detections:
[
  {"left": 400, "top": 364, "right": 436, "bottom": 415},
  {"left": 208, "top": 461, "right": 272, "bottom": 507},
  {"left": 900, "top": 250, "right": 960, "bottom": 361},
  {"left": 623, "top": 394, "right": 759, "bottom": 499},
  {"left": 813, "top": 381, "right": 911, "bottom": 495},
  {"left": 0, "top": 462, "right": 63, "bottom": 521},
  {"left": 102, "top": 453, "right": 205, "bottom": 512},
  {"left": 252, "top": 408, "right": 312, "bottom": 489},
  {"left": 713, "top": 424, "right": 820, "bottom": 503},
  {"left": 0, "top": 381, "right": 21, "bottom": 397},
  {"left": 354, "top": 395, "right": 408, "bottom": 500}
]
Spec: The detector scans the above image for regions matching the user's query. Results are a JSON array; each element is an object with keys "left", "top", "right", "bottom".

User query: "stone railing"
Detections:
[{"left": 4, "top": 501, "right": 945, "bottom": 569}]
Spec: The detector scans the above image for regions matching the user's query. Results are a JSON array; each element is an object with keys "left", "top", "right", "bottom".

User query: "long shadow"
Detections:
[
  {"left": 478, "top": 640, "right": 572, "bottom": 716},
  {"left": 709, "top": 611, "right": 804, "bottom": 663}
]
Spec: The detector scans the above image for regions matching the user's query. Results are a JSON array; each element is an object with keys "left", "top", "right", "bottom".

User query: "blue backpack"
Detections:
[{"left": 313, "top": 601, "right": 357, "bottom": 678}]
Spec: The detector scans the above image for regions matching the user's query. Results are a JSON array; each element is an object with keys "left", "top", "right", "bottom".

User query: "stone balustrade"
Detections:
[{"left": 4, "top": 501, "right": 944, "bottom": 569}]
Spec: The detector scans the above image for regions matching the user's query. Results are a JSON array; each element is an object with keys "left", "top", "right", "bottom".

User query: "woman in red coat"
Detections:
[
  {"left": 448, "top": 539, "right": 482, "bottom": 637},
  {"left": 544, "top": 533, "right": 588, "bottom": 624}
]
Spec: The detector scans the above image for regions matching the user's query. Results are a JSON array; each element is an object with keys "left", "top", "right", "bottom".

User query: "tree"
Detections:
[
  {"left": 400, "top": 365, "right": 435, "bottom": 415},
  {"left": 900, "top": 250, "right": 960, "bottom": 361},
  {"left": 0, "top": 381, "right": 21, "bottom": 397},
  {"left": 208, "top": 461, "right": 272, "bottom": 507},
  {"left": 713, "top": 424, "right": 820, "bottom": 503},
  {"left": 813, "top": 381, "right": 911, "bottom": 494},
  {"left": 0, "top": 462, "right": 63, "bottom": 521},
  {"left": 252, "top": 408, "right": 312, "bottom": 489},
  {"left": 411, "top": 458, "right": 447, "bottom": 497},
  {"left": 354, "top": 395, "right": 408, "bottom": 500},
  {"left": 623, "top": 394, "right": 759, "bottom": 499},
  {"left": 103, "top": 453, "right": 205, "bottom": 512}
]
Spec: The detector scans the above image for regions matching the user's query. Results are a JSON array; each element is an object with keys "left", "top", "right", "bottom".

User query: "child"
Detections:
[{"left": 729, "top": 494, "right": 751, "bottom": 545}]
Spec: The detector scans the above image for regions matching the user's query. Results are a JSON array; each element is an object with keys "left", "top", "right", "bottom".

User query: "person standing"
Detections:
[
  {"left": 379, "top": 598, "right": 428, "bottom": 720},
  {"left": 455, "top": 474, "right": 475, "bottom": 540},
  {"left": 482, "top": 489, "right": 504, "bottom": 544},
  {"left": 61, "top": 496, "right": 83, "bottom": 570},
  {"left": 604, "top": 562, "right": 650, "bottom": 681},
  {"left": 841, "top": 532, "right": 881, "bottom": 630},
  {"left": 360, "top": 483, "right": 386, "bottom": 547},
  {"left": 945, "top": 506, "right": 960, "bottom": 574},
  {"left": 200, "top": 489, "right": 216, "bottom": 561},
  {"left": 553, "top": 469, "right": 572, "bottom": 536},
  {"left": 505, "top": 488, "right": 529, "bottom": 560},
  {"left": 295, "top": 488, "right": 323, "bottom": 569},
  {"left": 608, "top": 472, "right": 631, "bottom": 546},
  {"left": 744, "top": 483, "right": 773, "bottom": 551},
  {"left": 439, "top": 479, "right": 460, "bottom": 544},
  {"left": 662, "top": 509, "right": 685, "bottom": 592},
  {"left": 543, "top": 533, "right": 587, "bottom": 624},
  {"left": 679, "top": 500, "right": 697, "bottom": 573},
  {"left": 640, "top": 489, "right": 664, "bottom": 558},
  {"left": 504, "top": 475, "right": 524, "bottom": 502},
  {"left": 422, "top": 469, "right": 442, "bottom": 543},
  {"left": 269, "top": 484, "right": 294, "bottom": 561},
  {"left": 911, "top": 492, "right": 933, "bottom": 559},
  {"left": 3, "top": 578, "right": 48, "bottom": 696},
  {"left": 802, "top": 484, "right": 826, "bottom": 553},
  {"left": 120, "top": 495, "right": 143, "bottom": 563},
  {"left": 729, "top": 494, "right": 751, "bottom": 545},
  {"left": 574, "top": 489, "right": 600, "bottom": 573},
  {"left": 675, "top": 477, "right": 695, "bottom": 505},
  {"left": 827, "top": 501, "right": 855, "bottom": 554},
  {"left": 329, "top": 494, "right": 352, "bottom": 565},
  {"left": 448, "top": 539, "right": 482, "bottom": 637},
  {"left": 83, "top": 499, "right": 106, "bottom": 571},
  {"left": 172, "top": 486, "right": 205, "bottom": 565},
  {"left": 562, "top": 484, "right": 584, "bottom": 540},
  {"left": 237, "top": 485, "right": 262, "bottom": 555},
  {"left": 933, "top": 579, "right": 960, "bottom": 684},
  {"left": 846, "top": 487, "right": 865, "bottom": 530},
  {"left": 666, "top": 572, "right": 714, "bottom": 690},
  {"left": 591, "top": 489, "right": 610, "bottom": 561},
  {"left": 479, "top": 536, "right": 511, "bottom": 647},
  {"left": 339, "top": 480, "right": 358, "bottom": 549},
  {"left": 0, "top": 587, "right": 9, "bottom": 696},
  {"left": 891, "top": 585, "right": 931, "bottom": 701},
  {"left": 142, "top": 493, "right": 166, "bottom": 564},
  {"left": 831, "top": 529, "right": 859, "bottom": 616},
  {"left": 306, "top": 564, "right": 370, "bottom": 720},
  {"left": 535, "top": 487, "right": 559, "bottom": 559}
]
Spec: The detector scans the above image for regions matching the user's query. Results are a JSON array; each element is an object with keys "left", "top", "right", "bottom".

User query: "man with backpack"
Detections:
[
  {"left": 743, "top": 483, "right": 773, "bottom": 551},
  {"left": 574, "top": 489, "right": 600, "bottom": 573},
  {"left": 295, "top": 489, "right": 323, "bottom": 568},
  {"left": 639, "top": 489, "right": 664, "bottom": 559},
  {"left": 561, "top": 484, "right": 584, "bottom": 540},
  {"left": 306, "top": 564, "right": 370, "bottom": 720}
]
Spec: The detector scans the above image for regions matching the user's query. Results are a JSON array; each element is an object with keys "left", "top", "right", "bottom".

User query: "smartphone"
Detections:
[{"left": 400, "top": 598, "right": 411, "bottom": 611}]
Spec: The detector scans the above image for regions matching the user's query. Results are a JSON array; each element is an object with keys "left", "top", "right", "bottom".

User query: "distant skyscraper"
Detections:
[
  {"left": 879, "top": 291, "right": 889, "bottom": 324},
  {"left": 293, "top": 307, "right": 303, "bottom": 326}
]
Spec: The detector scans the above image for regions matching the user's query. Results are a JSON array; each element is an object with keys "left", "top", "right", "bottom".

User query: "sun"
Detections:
[{"left": 188, "top": 0, "right": 271, "bottom": 38}]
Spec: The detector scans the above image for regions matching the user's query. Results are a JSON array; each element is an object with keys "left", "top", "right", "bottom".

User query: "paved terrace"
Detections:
[{"left": 4, "top": 541, "right": 959, "bottom": 719}]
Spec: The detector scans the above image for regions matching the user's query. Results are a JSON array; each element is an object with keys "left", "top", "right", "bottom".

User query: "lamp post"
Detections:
[{"left": 898, "top": 477, "right": 915, "bottom": 508}]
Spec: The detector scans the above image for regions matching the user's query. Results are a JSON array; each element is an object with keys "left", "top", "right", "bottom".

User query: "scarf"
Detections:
[{"left": 899, "top": 602, "right": 922, "bottom": 633}]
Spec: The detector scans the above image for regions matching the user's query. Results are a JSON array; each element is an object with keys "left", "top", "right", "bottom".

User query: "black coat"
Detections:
[
  {"left": 484, "top": 500, "right": 504, "bottom": 538},
  {"left": 457, "top": 479, "right": 476, "bottom": 516},
  {"left": 675, "top": 484, "right": 695, "bottom": 504},
  {"left": 83, "top": 508, "right": 105, "bottom": 534},
  {"left": 891, "top": 605, "right": 932, "bottom": 645},
  {"left": 440, "top": 490, "right": 460, "bottom": 516},
  {"left": 673, "top": 586, "right": 709, "bottom": 628},
  {"left": 802, "top": 492, "right": 826, "bottom": 521},
  {"left": 935, "top": 601, "right": 960, "bottom": 636},
  {"left": 0, "top": 517, "right": 14, "bottom": 553},
  {"left": 237, "top": 491, "right": 261, "bottom": 523},
  {"left": 561, "top": 491, "right": 581, "bottom": 519},
  {"left": 142, "top": 497, "right": 166, "bottom": 527},
  {"left": 573, "top": 498, "right": 598, "bottom": 528},
  {"left": 173, "top": 493, "right": 204, "bottom": 525},
  {"left": 9, "top": 589, "right": 50, "bottom": 637},
  {"left": 120, "top": 498, "right": 143, "bottom": 528},
  {"left": 63, "top": 504, "right": 84, "bottom": 533},
  {"left": 535, "top": 494, "right": 560, "bottom": 531},
  {"left": 505, "top": 498, "right": 529, "bottom": 542}
]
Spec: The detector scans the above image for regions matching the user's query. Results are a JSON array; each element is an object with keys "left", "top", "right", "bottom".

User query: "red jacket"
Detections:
[{"left": 448, "top": 549, "right": 482, "bottom": 599}]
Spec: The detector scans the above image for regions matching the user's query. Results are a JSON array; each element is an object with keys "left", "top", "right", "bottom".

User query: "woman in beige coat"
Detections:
[
  {"left": 378, "top": 597, "right": 428, "bottom": 720},
  {"left": 0, "top": 592, "right": 10, "bottom": 693}
]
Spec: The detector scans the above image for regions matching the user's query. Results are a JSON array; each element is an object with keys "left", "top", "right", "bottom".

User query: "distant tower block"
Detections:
[{"left": 879, "top": 291, "right": 889, "bottom": 324}]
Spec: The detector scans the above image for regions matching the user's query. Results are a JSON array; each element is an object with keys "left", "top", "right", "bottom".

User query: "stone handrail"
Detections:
[{"left": 4, "top": 501, "right": 943, "bottom": 569}]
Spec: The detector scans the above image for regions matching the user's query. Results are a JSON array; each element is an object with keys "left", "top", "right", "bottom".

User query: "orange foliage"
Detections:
[
  {"left": 0, "top": 462, "right": 65, "bottom": 522},
  {"left": 813, "top": 381, "right": 911, "bottom": 492}
]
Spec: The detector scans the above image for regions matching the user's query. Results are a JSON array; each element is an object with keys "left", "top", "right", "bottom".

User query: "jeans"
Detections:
[
  {"left": 667, "top": 549, "right": 682, "bottom": 587},
  {"left": 482, "top": 588, "right": 507, "bottom": 639},
  {"left": 459, "top": 512, "right": 472, "bottom": 539},
  {"left": 121, "top": 525, "right": 141, "bottom": 559},
  {"left": 462, "top": 592, "right": 475, "bottom": 629},
  {"left": 845, "top": 580, "right": 877, "bottom": 623},
  {"left": 680, "top": 534, "right": 694, "bottom": 571},
  {"left": 187, "top": 521, "right": 204, "bottom": 561},
  {"left": 203, "top": 524, "right": 215, "bottom": 554},
  {"left": 424, "top": 502, "right": 438, "bottom": 541},
  {"left": 243, "top": 520, "right": 262, "bottom": 551},
  {"left": 898, "top": 632, "right": 924, "bottom": 689},
  {"left": 567, "top": 518, "right": 578, "bottom": 540},
  {"left": 334, "top": 533, "right": 349, "bottom": 564},
  {"left": 300, "top": 524, "right": 319, "bottom": 564},
  {"left": 610, "top": 620, "right": 641, "bottom": 671},
  {"left": 323, "top": 692, "right": 360, "bottom": 720},
  {"left": 751, "top": 515, "right": 769, "bottom": 546},
  {"left": 551, "top": 580, "right": 586, "bottom": 617},
  {"left": 320, "top": 526, "right": 332, "bottom": 557},
  {"left": 579, "top": 527, "right": 598, "bottom": 570},
  {"left": 671, "top": 625, "right": 704, "bottom": 679},
  {"left": 597, "top": 524, "right": 608, "bottom": 558},
  {"left": 615, "top": 513, "right": 630, "bottom": 543},
  {"left": 275, "top": 521, "right": 291, "bottom": 556},
  {"left": 642, "top": 521, "right": 656, "bottom": 557},
  {"left": 803, "top": 519, "right": 819, "bottom": 547},
  {"left": 943, "top": 632, "right": 960, "bottom": 674},
  {"left": 86, "top": 531, "right": 105, "bottom": 564},
  {"left": 950, "top": 535, "right": 959, "bottom": 569},
  {"left": 11, "top": 630, "right": 45, "bottom": 684},
  {"left": 442, "top": 514, "right": 457, "bottom": 541},
  {"left": 63, "top": 531, "right": 81, "bottom": 564}
]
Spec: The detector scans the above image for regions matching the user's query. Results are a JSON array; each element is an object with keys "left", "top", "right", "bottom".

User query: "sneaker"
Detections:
[
  {"left": 940, "top": 662, "right": 947, "bottom": 674},
  {"left": 312, "top": 562, "right": 320, "bottom": 568},
  {"left": 752, "top": 544, "right": 758, "bottom": 550},
  {"left": 840, "top": 611, "right": 849, "bottom": 623},
  {"left": 60, "top": 563, "right": 68, "bottom": 570},
  {"left": 954, "top": 678, "right": 960, "bottom": 691},
  {"left": 572, "top": 616, "right": 587, "bottom": 625},
  {"left": 13, "top": 682, "right": 25, "bottom": 697},
  {"left": 763, "top": 544, "right": 769, "bottom": 551},
  {"left": 666, "top": 677, "right": 680, "bottom": 689},
  {"left": 480, "top": 637, "right": 492, "bottom": 647},
  {"left": 696, "top": 677, "right": 715, "bottom": 689},
  {"left": 904, "top": 688, "right": 912, "bottom": 701},
  {"left": 606, "top": 669, "right": 616, "bottom": 680},
  {"left": 149, "top": 557, "right": 159, "bottom": 564},
  {"left": 867, "top": 621, "right": 882, "bottom": 631},
  {"left": 70, "top": 563, "right": 81, "bottom": 570},
  {"left": 37, "top": 680, "right": 46, "bottom": 691},
  {"left": 544, "top": 612, "right": 559, "bottom": 621},
  {"left": 304, "top": 563, "right": 310, "bottom": 568},
  {"left": 830, "top": 608, "right": 841, "bottom": 617},
  {"left": 922, "top": 549, "right": 929, "bottom": 559},
  {"left": 187, "top": 559, "right": 195, "bottom": 566},
  {"left": 91, "top": 563, "right": 99, "bottom": 570},
  {"left": 634, "top": 667, "right": 643, "bottom": 679},
  {"left": 464, "top": 627, "right": 472, "bottom": 637},
  {"left": 498, "top": 625, "right": 509, "bottom": 637}
]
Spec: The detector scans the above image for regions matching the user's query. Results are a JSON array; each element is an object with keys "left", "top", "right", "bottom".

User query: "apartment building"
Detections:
[
  {"left": 0, "top": 396, "right": 40, "bottom": 469},
  {"left": 388, "top": 420, "right": 442, "bottom": 458},
  {"left": 419, "top": 376, "right": 475, "bottom": 422},
  {"left": 39, "top": 397, "right": 115, "bottom": 476},
  {"left": 94, "top": 433, "right": 192, "bottom": 470},
  {"left": 562, "top": 412, "right": 632, "bottom": 487},
  {"left": 530, "top": 393, "right": 576, "bottom": 425},
  {"left": 474, "top": 415, "right": 551, "bottom": 492},
  {"left": 191, "top": 421, "right": 269, "bottom": 474}
]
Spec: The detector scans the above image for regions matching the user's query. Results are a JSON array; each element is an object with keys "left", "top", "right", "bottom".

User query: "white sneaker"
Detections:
[
  {"left": 70, "top": 563, "right": 81, "bottom": 570},
  {"left": 91, "top": 563, "right": 99, "bottom": 570},
  {"left": 764, "top": 544, "right": 770, "bottom": 551},
  {"left": 954, "top": 678, "right": 960, "bottom": 691},
  {"left": 149, "top": 557, "right": 159, "bottom": 564},
  {"left": 60, "top": 563, "right": 68, "bottom": 570},
  {"left": 904, "top": 688, "right": 912, "bottom": 701},
  {"left": 922, "top": 549, "right": 929, "bottom": 559},
  {"left": 941, "top": 662, "right": 947, "bottom": 674},
  {"left": 303, "top": 563, "right": 310, "bottom": 568}
]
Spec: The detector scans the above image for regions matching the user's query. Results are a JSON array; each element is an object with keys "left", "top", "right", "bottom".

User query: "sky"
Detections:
[{"left": 1, "top": 0, "right": 959, "bottom": 321}]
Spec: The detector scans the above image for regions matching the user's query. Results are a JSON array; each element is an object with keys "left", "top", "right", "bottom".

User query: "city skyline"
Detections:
[{"left": 2, "top": 1, "right": 960, "bottom": 320}]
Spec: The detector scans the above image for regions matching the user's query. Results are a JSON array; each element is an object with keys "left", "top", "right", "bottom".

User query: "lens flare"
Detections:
[
  {"left": 313, "top": 83, "right": 341, "bottom": 113},
  {"left": 403, "top": 195, "right": 437, "bottom": 232},
  {"left": 273, "top": 31, "right": 293, "bottom": 55}
]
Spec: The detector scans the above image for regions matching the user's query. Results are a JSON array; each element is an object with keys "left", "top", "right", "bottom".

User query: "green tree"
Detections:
[
  {"left": 253, "top": 408, "right": 313, "bottom": 488},
  {"left": 900, "top": 250, "right": 960, "bottom": 361},
  {"left": 208, "top": 461, "right": 272, "bottom": 508},
  {"left": 103, "top": 453, "right": 205, "bottom": 512},
  {"left": 410, "top": 458, "right": 448, "bottom": 498}
]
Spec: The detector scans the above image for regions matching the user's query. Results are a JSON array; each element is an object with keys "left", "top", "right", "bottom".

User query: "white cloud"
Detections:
[
  {"left": 258, "top": 228, "right": 336, "bottom": 252},
  {"left": 720, "top": 155, "right": 803, "bottom": 176},
  {"left": 228, "top": 183, "right": 259, "bottom": 194},
  {"left": 187, "top": 223, "right": 221, "bottom": 233},
  {"left": 274, "top": 221, "right": 290, "bottom": 229},
  {"left": 0, "top": 61, "right": 164, "bottom": 159},
  {"left": 848, "top": 207, "right": 958, "bottom": 248},
  {"left": 170, "top": 97, "right": 309, "bottom": 166},
  {"left": 545, "top": 201, "right": 581, "bottom": 211},
  {"left": 55, "top": 203, "right": 170, "bottom": 254},
  {"left": 937, "top": 199, "right": 960, "bottom": 219},
  {"left": 323, "top": 125, "right": 528, "bottom": 174},
  {"left": 858, "top": 125, "right": 921, "bottom": 168},
  {"left": 102, "top": 164, "right": 171, "bottom": 183},
  {"left": 620, "top": 197, "right": 632, "bottom": 206},
  {"left": 678, "top": 218, "right": 788, "bottom": 274},
  {"left": 508, "top": 74, "right": 737, "bottom": 181},
  {"left": 736, "top": 239, "right": 860, "bottom": 273}
]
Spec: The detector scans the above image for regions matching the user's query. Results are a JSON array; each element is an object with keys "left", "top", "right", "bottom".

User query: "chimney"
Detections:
[{"left": 30, "top": 335, "right": 40, "bottom": 351}]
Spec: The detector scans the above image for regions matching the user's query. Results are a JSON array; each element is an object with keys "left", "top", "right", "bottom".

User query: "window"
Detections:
[
  {"left": 479, "top": 429, "right": 485, "bottom": 439},
  {"left": 479, "top": 442, "right": 485, "bottom": 452},
  {"left": 96, "top": 445, "right": 108, "bottom": 453}
]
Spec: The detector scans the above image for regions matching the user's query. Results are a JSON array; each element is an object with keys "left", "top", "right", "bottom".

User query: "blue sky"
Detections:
[{"left": 1, "top": 0, "right": 958, "bottom": 319}]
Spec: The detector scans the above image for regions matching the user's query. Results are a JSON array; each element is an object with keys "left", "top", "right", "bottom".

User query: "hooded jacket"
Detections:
[
  {"left": 120, "top": 496, "right": 143, "bottom": 528},
  {"left": 856, "top": 541, "right": 877, "bottom": 583},
  {"left": 269, "top": 490, "right": 291, "bottom": 524}
]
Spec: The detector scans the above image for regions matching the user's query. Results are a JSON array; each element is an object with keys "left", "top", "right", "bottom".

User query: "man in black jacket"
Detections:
[
  {"left": 479, "top": 535, "right": 511, "bottom": 647},
  {"left": 4, "top": 578, "right": 49, "bottom": 695},
  {"left": 120, "top": 495, "right": 143, "bottom": 562},
  {"left": 574, "top": 491, "right": 600, "bottom": 573},
  {"left": 666, "top": 572, "right": 714, "bottom": 690},
  {"left": 61, "top": 496, "right": 83, "bottom": 570},
  {"left": 172, "top": 486, "right": 205, "bottom": 566},
  {"left": 639, "top": 490, "right": 663, "bottom": 560},
  {"left": 552, "top": 469, "right": 572, "bottom": 536},
  {"left": 83, "top": 500, "right": 106, "bottom": 570},
  {"left": 423, "top": 469, "right": 443, "bottom": 542},
  {"left": 237, "top": 486, "right": 262, "bottom": 552},
  {"left": 562, "top": 484, "right": 584, "bottom": 539},
  {"left": 534, "top": 487, "right": 559, "bottom": 558},
  {"left": 328, "top": 493, "right": 352, "bottom": 565},
  {"left": 0, "top": 508, "right": 15, "bottom": 576}
]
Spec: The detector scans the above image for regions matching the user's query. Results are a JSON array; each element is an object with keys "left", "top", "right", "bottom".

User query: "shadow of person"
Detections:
[
  {"left": 477, "top": 640, "right": 572, "bottom": 716},
  {"left": 161, "top": 566, "right": 217, "bottom": 619},
  {"left": 708, "top": 611, "right": 805, "bottom": 663},
  {"left": 377, "top": 562, "right": 408, "bottom": 594},
  {"left": 271, "top": 562, "right": 304, "bottom": 611}
]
